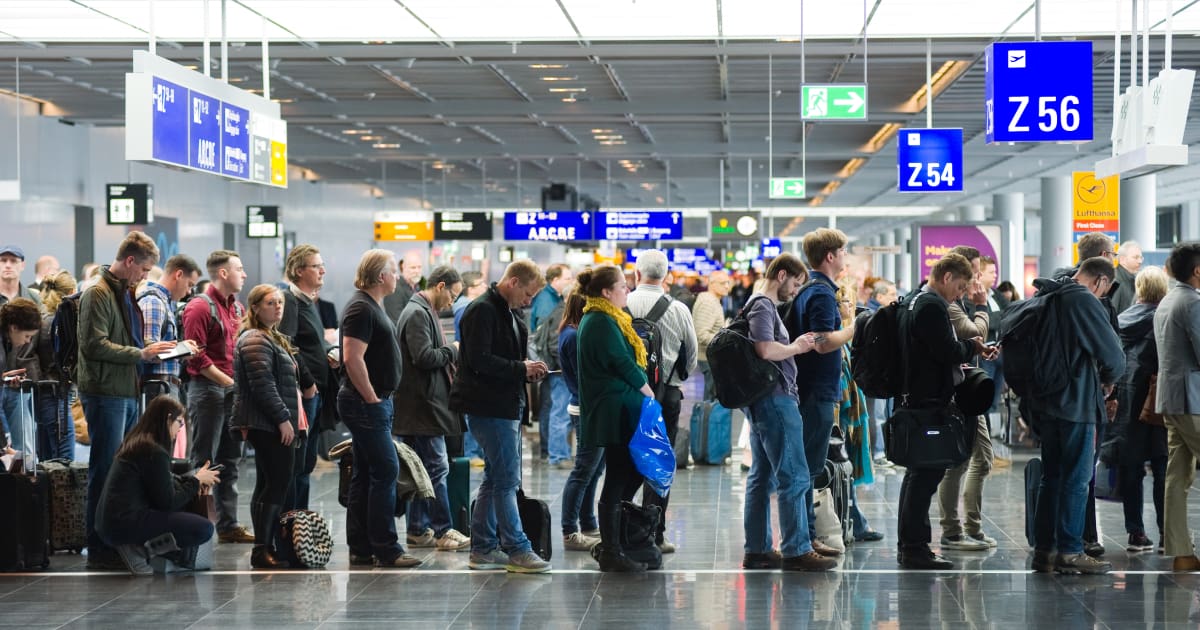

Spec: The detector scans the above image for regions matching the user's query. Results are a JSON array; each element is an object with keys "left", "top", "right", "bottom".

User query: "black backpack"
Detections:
[
  {"left": 629, "top": 295, "right": 673, "bottom": 399},
  {"left": 850, "top": 297, "right": 908, "bottom": 400},
  {"left": 707, "top": 295, "right": 782, "bottom": 409},
  {"left": 1000, "top": 277, "right": 1071, "bottom": 399},
  {"left": 50, "top": 292, "right": 82, "bottom": 384}
]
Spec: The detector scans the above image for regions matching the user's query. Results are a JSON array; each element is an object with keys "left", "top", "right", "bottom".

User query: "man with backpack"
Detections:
[
  {"left": 1023, "top": 257, "right": 1124, "bottom": 574},
  {"left": 136, "top": 254, "right": 202, "bottom": 402},
  {"left": 530, "top": 263, "right": 573, "bottom": 465},
  {"left": 627, "top": 249, "right": 697, "bottom": 554},
  {"left": 787, "top": 228, "right": 856, "bottom": 557},
  {"left": 77, "top": 232, "right": 178, "bottom": 569},
  {"left": 182, "top": 250, "right": 253, "bottom": 544}
]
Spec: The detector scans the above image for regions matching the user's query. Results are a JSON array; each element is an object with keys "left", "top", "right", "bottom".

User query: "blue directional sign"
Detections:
[
  {"left": 221, "top": 102, "right": 250, "bottom": 179},
  {"left": 986, "top": 41, "right": 1093, "bottom": 143},
  {"left": 151, "top": 77, "right": 188, "bottom": 166},
  {"left": 188, "top": 90, "right": 221, "bottom": 173},
  {"left": 760, "top": 238, "right": 783, "bottom": 258},
  {"left": 596, "top": 211, "right": 683, "bottom": 241},
  {"left": 897, "top": 128, "right": 964, "bottom": 193},
  {"left": 503, "top": 211, "right": 593, "bottom": 241}
]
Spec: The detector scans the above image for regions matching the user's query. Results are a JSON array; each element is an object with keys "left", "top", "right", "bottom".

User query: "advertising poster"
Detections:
[{"left": 914, "top": 223, "right": 1005, "bottom": 283}]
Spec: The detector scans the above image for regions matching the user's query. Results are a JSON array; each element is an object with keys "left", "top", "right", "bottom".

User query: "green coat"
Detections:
[
  {"left": 78, "top": 266, "right": 144, "bottom": 398},
  {"left": 577, "top": 311, "right": 647, "bottom": 448}
]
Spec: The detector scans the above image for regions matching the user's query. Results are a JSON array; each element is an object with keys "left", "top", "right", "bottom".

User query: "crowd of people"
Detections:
[{"left": 1, "top": 226, "right": 1198, "bottom": 577}]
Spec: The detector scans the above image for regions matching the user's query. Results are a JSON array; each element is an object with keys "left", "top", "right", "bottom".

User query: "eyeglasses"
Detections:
[
  {"left": 302, "top": 263, "right": 326, "bottom": 270},
  {"left": 1101, "top": 251, "right": 1117, "bottom": 259}
]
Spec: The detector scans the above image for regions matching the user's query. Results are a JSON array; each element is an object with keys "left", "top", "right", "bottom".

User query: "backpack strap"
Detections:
[{"left": 645, "top": 295, "right": 672, "bottom": 324}]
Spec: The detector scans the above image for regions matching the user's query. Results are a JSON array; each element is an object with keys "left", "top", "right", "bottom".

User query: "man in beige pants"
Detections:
[{"left": 1153, "top": 242, "right": 1200, "bottom": 572}]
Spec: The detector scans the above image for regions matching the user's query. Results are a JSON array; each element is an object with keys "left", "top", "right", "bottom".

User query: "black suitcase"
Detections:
[
  {"left": 1025, "top": 457, "right": 1042, "bottom": 548},
  {"left": 448, "top": 456, "right": 471, "bottom": 537},
  {"left": 516, "top": 488, "right": 552, "bottom": 561},
  {"left": 0, "top": 380, "right": 50, "bottom": 571}
]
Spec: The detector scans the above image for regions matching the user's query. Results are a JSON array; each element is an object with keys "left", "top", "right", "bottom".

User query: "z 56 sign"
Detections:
[
  {"left": 986, "top": 41, "right": 1093, "bottom": 143},
  {"left": 897, "top": 128, "right": 963, "bottom": 193}
]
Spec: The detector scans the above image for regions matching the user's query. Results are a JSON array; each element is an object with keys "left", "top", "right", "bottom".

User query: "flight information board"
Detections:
[
  {"left": 596, "top": 211, "right": 683, "bottom": 240},
  {"left": 503, "top": 211, "right": 593, "bottom": 241}
]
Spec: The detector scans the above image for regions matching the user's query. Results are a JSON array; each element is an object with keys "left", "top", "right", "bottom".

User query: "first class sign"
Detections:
[{"left": 126, "top": 51, "right": 288, "bottom": 187}]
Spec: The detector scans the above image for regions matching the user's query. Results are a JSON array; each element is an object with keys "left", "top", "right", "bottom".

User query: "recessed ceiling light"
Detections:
[
  {"left": 541, "top": 76, "right": 577, "bottom": 81},
  {"left": 529, "top": 64, "right": 566, "bottom": 69},
  {"left": 342, "top": 129, "right": 372, "bottom": 135},
  {"left": 373, "top": 143, "right": 401, "bottom": 149},
  {"left": 561, "top": 97, "right": 577, "bottom": 103},
  {"left": 548, "top": 87, "right": 586, "bottom": 93}
]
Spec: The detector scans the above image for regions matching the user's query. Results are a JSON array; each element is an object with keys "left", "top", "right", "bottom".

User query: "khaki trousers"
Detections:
[
  {"left": 1163, "top": 414, "right": 1200, "bottom": 556},
  {"left": 938, "top": 415, "right": 994, "bottom": 538}
]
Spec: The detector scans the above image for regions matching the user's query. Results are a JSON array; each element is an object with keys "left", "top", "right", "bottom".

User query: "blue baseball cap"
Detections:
[{"left": 0, "top": 245, "right": 24, "bottom": 261}]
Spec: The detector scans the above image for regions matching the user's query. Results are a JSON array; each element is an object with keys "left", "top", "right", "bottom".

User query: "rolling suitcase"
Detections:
[
  {"left": 0, "top": 380, "right": 50, "bottom": 571},
  {"left": 448, "top": 456, "right": 471, "bottom": 536},
  {"left": 36, "top": 459, "right": 87, "bottom": 553},
  {"left": 1025, "top": 457, "right": 1042, "bottom": 547},
  {"left": 689, "top": 401, "right": 732, "bottom": 465}
]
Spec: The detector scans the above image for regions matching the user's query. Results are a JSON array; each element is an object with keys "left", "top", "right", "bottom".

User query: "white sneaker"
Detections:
[
  {"left": 563, "top": 532, "right": 600, "bottom": 551},
  {"left": 506, "top": 551, "right": 551, "bottom": 573},
  {"left": 967, "top": 532, "right": 998, "bottom": 548},
  {"left": 940, "top": 534, "right": 990, "bottom": 551},
  {"left": 407, "top": 528, "right": 436, "bottom": 548},
  {"left": 435, "top": 529, "right": 471, "bottom": 552}
]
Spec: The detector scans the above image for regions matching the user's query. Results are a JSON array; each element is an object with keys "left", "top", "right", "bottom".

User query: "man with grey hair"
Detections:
[
  {"left": 383, "top": 251, "right": 424, "bottom": 323},
  {"left": 1112, "top": 240, "right": 1144, "bottom": 316},
  {"left": 628, "top": 249, "right": 698, "bottom": 553}
]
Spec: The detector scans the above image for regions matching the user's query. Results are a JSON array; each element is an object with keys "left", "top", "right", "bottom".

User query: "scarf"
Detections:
[{"left": 583, "top": 296, "right": 647, "bottom": 369}]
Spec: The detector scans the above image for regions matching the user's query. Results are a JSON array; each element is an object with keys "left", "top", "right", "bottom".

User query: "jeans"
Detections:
[
  {"left": 799, "top": 395, "right": 836, "bottom": 539},
  {"left": 546, "top": 375, "right": 572, "bottom": 464},
  {"left": 744, "top": 394, "right": 814, "bottom": 557},
  {"left": 979, "top": 356, "right": 1005, "bottom": 412},
  {"left": 938, "top": 415, "right": 994, "bottom": 537},
  {"left": 0, "top": 386, "right": 31, "bottom": 453},
  {"left": 462, "top": 429, "right": 484, "bottom": 460},
  {"left": 187, "top": 378, "right": 241, "bottom": 532},
  {"left": 1033, "top": 419, "right": 1096, "bottom": 554},
  {"left": 403, "top": 435, "right": 454, "bottom": 537},
  {"left": 102, "top": 510, "right": 214, "bottom": 548},
  {"left": 289, "top": 392, "right": 322, "bottom": 511},
  {"left": 36, "top": 386, "right": 76, "bottom": 461},
  {"left": 468, "top": 414, "right": 531, "bottom": 555},
  {"left": 561, "top": 413, "right": 605, "bottom": 535},
  {"left": 1121, "top": 456, "right": 1166, "bottom": 537},
  {"left": 867, "top": 397, "right": 889, "bottom": 458},
  {"left": 698, "top": 360, "right": 715, "bottom": 401},
  {"left": 81, "top": 393, "right": 139, "bottom": 550},
  {"left": 897, "top": 467, "right": 947, "bottom": 550},
  {"left": 340, "top": 391, "right": 404, "bottom": 562}
]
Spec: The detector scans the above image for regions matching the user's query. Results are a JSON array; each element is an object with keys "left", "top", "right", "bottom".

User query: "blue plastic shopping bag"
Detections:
[{"left": 629, "top": 396, "right": 676, "bottom": 498}]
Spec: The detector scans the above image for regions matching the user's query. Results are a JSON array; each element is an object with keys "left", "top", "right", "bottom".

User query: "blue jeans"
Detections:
[
  {"left": 339, "top": 391, "right": 405, "bottom": 562},
  {"left": 744, "top": 394, "right": 813, "bottom": 557},
  {"left": 36, "top": 386, "right": 76, "bottom": 461},
  {"left": 468, "top": 414, "right": 531, "bottom": 555},
  {"left": 1034, "top": 419, "right": 1096, "bottom": 554},
  {"left": 81, "top": 393, "right": 139, "bottom": 550},
  {"left": 403, "top": 435, "right": 453, "bottom": 537},
  {"left": 289, "top": 392, "right": 322, "bottom": 511},
  {"left": 1, "top": 386, "right": 35, "bottom": 454},
  {"left": 799, "top": 396, "right": 836, "bottom": 540},
  {"left": 462, "top": 429, "right": 484, "bottom": 460},
  {"left": 547, "top": 375, "right": 572, "bottom": 464},
  {"left": 561, "top": 413, "right": 605, "bottom": 535}
]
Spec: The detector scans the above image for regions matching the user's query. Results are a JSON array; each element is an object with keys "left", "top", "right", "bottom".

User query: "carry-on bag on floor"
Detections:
[
  {"left": 673, "top": 424, "right": 691, "bottom": 470},
  {"left": 277, "top": 509, "right": 334, "bottom": 569},
  {"left": 1024, "top": 457, "right": 1043, "bottom": 547},
  {"left": 36, "top": 459, "right": 87, "bottom": 553},
  {"left": 516, "top": 488, "right": 552, "bottom": 561},
  {"left": 0, "top": 380, "right": 51, "bottom": 571},
  {"left": 689, "top": 401, "right": 732, "bottom": 465},
  {"left": 448, "top": 456, "right": 471, "bottom": 536}
]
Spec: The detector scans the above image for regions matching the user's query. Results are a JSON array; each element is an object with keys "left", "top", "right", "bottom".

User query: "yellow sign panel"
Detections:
[
  {"left": 374, "top": 221, "right": 433, "bottom": 242},
  {"left": 1071, "top": 171, "right": 1120, "bottom": 264},
  {"left": 270, "top": 141, "right": 288, "bottom": 187}
]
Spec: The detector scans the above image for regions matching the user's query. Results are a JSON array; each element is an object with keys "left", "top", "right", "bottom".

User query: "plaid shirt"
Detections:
[{"left": 137, "top": 281, "right": 179, "bottom": 378}]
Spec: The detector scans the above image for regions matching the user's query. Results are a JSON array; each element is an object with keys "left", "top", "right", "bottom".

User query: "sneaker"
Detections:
[
  {"left": 1055, "top": 552, "right": 1112, "bottom": 575},
  {"left": 349, "top": 552, "right": 374, "bottom": 566},
  {"left": 376, "top": 553, "right": 422, "bottom": 568},
  {"left": 966, "top": 532, "right": 998, "bottom": 548},
  {"left": 743, "top": 550, "right": 784, "bottom": 569},
  {"left": 506, "top": 551, "right": 551, "bottom": 573},
  {"left": 469, "top": 548, "right": 510, "bottom": 570},
  {"left": 407, "top": 528, "right": 437, "bottom": 548},
  {"left": 940, "top": 534, "right": 990, "bottom": 551},
  {"left": 1031, "top": 549, "right": 1056, "bottom": 573},
  {"left": 657, "top": 538, "right": 677, "bottom": 554},
  {"left": 563, "top": 532, "right": 601, "bottom": 551},
  {"left": 218, "top": 525, "right": 256, "bottom": 544},
  {"left": 1084, "top": 541, "right": 1106, "bottom": 558},
  {"left": 114, "top": 544, "right": 153, "bottom": 576},
  {"left": 435, "top": 529, "right": 471, "bottom": 551},
  {"left": 854, "top": 530, "right": 885, "bottom": 542},
  {"left": 1127, "top": 532, "right": 1154, "bottom": 552},
  {"left": 782, "top": 551, "right": 837, "bottom": 572},
  {"left": 581, "top": 527, "right": 600, "bottom": 538}
]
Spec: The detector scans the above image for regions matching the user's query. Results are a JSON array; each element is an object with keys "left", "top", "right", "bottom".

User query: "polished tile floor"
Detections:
[{"left": 6, "top": 414, "right": 1200, "bottom": 628}]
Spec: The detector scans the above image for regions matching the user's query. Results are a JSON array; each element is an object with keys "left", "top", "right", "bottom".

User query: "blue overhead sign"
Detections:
[
  {"left": 897, "top": 128, "right": 963, "bottom": 193},
  {"left": 760, "top": 238, "right": 782, "bottom": 258},
  {"left": 188, "top": 91, "right": 221, "bottom": 173},
  {"left": 151, "top": 77, "right": 188, "bottom": 166},
  {"left": 596, "top": 211, "right": 683, "bottom": 240},
  {"left": 504, "top": 211, "right": 593, "bottom": 241},
  {"left": 986, "top": 41, "right": 1093, "bottom": 143}
]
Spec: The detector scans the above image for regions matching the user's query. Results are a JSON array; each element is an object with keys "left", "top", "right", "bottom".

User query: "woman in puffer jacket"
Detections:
[{"left": 231, "top": 284, "right": 310, "bottom": 569}]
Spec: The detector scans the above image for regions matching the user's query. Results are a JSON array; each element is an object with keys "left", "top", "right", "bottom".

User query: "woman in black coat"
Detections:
[
  {"left": 96, "top": 396, "right": 220, "bottom": 575},
  {"left": 231, "top": 284, "right": 306, "bottom": 569}
]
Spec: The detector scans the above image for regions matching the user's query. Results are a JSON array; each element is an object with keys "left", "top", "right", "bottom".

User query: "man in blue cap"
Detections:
[{"left": 0, "top": 245, "right": 42, "bottom": 308}]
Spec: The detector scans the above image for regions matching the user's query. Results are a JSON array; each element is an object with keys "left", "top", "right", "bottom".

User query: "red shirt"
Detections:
[{"left": 182, "top": 285, "right": 243, "bottom": 379}]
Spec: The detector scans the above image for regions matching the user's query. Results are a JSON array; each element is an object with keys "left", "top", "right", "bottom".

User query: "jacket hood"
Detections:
[{"left": 1118, "top": 302, "right": 1156, "bottom": 343}]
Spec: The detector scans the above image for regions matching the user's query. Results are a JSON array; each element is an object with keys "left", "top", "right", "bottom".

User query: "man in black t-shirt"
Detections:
[{"left": 338, "top": 249, "right": 416, "bottom": 568}]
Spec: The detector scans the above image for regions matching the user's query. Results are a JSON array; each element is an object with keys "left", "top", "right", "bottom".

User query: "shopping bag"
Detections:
[{"left": 629, "top": 397, "right": 676, "bottom": 498}]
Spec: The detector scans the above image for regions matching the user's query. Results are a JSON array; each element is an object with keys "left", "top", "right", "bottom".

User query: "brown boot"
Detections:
[{"left": 1173, "top": 555, "right": 1200, "bottom": 572}]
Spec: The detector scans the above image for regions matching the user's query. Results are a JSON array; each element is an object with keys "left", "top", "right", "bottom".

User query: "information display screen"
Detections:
[
  {"left": 503, "top": 211, "right": 593, "bottom": 241},
  {"left": 247, "top": 205, "right": 280, "bottom": 238},
  {"left": 596, "top": 211, "right": 683, "bottom": 241},
  {"left": 106, "top": 184, "right": 153, "bottom": 225},
  {"left": 435, "top": 212, "right": 493, "bottom": 240}
]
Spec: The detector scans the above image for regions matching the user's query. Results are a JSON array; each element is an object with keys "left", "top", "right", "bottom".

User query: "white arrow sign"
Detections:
[{"left": 833, "top": 90, "right": 864, "bottom": 114}]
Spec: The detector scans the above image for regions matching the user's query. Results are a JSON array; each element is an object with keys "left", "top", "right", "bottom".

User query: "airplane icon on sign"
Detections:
[{"left": 1008, "top": 51, "right": 1026, "bottom": 68}]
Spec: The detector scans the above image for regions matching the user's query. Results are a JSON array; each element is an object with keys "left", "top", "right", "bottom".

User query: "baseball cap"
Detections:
[{"left": 0, "top": 245, "right": 24, "bottom": 261}]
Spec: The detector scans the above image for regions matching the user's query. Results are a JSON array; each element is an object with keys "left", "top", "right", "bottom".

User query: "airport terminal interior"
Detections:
[{"left": 5, "top": 0, "right": 1200, "bottom": 627}]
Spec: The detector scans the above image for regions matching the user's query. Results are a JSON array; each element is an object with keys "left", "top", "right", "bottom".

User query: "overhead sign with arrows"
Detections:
[
  {"left": 769, "top": 177, "right": 806, "bottom": 199},
  {"left": 503, "top": 211, "right": 593, "bottom": 241},
  {"left": 596, "top": 211, "right": 683, "bottom": 240},
  {"left": 801, "top": 84, "right": 868, "bottom": 121}
]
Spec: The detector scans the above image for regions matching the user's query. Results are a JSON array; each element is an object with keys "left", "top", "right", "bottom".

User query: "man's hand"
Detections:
[
  {"left": 525, "top": 360, "right": 548, "bottom": 381},
  {"left": 791, "top": 332, "right": 817, "bottom": 355},
  {"left": 971, "top": 337, "right": 999, "bottom": 361},
  {"left": 1103, "top": 383, "right": 1116, "bottom": 398},
  {"left": 302, "top": 384, "right": 318, "bottom": 399},
  {"left": 969, "top": 281, "right": 988, "bottom": 306},
  {"left": 140, "top": 341, "right": 177, "bottom": 361}
]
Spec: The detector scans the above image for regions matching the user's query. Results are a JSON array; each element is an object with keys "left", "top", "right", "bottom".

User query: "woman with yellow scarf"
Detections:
[{"left": 576, "top": 264, "right": 656, "bottom": 572}]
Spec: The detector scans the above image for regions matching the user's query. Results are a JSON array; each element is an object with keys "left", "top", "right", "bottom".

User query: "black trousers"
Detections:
[
  {"left": 601, "top": 444, "right": 645, "bottom": 505},
  {"left": 897, "top": 467, "right": 947, "bottom": 551},
  {"left": 642, "top": 386, "right": 682, "bottom": 542},
  {"left": 247, "top": 430, "right": 296, "bottom": 545}
]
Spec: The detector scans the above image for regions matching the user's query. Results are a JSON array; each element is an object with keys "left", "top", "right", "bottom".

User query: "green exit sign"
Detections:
[
  {"left": 769, "top": 177, "right": 806, "bottom": 199},
  {"left": 801, "top": 84, "right": 868, "bottom": 120}
]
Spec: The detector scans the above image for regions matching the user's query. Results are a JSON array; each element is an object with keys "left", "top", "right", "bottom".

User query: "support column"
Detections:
[
  {"left": 941, "top": 209, "right": 960, "bottom": 222},
  {"left": 881, "top": 231, "right": 896, "bottom": 281},
  {"left": 1120, "top": 174, "right": 1157, "bottom": 249},
  {"left": 1040, "top": 176, "right": 1073, "bottom": 277},
  {"left": 992, "top": 192, "right": 1025, "bottom": 294},
  {"left": 896, "top": 226, "right": 913, "bottom": 292},
  {"left": 960, "top": 204, "right": 987, "bottom": 222},
  {"left": 1182, "top": 200, "right": 1200, "bottom": 241}
]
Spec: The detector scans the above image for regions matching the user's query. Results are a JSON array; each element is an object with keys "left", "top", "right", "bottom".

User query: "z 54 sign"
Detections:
[
  {"left": 897, "top": 128, "right": 963, "bottom": 193},
  {"left": 986, "top": 41, "right": 1093, "bottom": 143}
]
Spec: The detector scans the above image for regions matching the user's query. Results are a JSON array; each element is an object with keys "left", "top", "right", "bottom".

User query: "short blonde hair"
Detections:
[
  {"left": 802, "top": 228, "right": 848, "bottom": 269},
  {"left": 503, "top": 259, "right": 545, "bottom": 291},
  {"left": 354, "top": 249, "right": 395, "bottom": 291},
  {"left": 1135, "top": 266, "right": 1169, "bottom": 304}
]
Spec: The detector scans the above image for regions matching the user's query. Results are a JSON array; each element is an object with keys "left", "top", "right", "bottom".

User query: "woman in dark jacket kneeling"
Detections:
[
  {"left": 231, "top": 284, "right": 305, "bottom": 569},
  {"left": 97, "top": 396, "right": 220, "bottom": 574}
]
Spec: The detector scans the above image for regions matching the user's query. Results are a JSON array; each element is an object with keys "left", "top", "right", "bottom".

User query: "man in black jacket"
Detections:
[
  {"left": 895, "top": 253, "right": 996, "bottom": 570},
  {"left": 395, "top": 265, "right": 470, "bottom": 552},
  {"left": 451, "top": 260, "right": 551, "bottom": 573}
]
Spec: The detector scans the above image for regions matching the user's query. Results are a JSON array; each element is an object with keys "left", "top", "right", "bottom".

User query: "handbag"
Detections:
[
  {"left": 812, "top": 488, "right": 846, "bottom": 554},
  {"left": 1094, "top": 460, "right": 1122, "bottom": 502},
  {"left": 884, "top": 404, "right": 974, "bottom": 470},
  {"left": 277, "top": 509, "right": 334, "bottom": 569},
  {"left": 1139, "top": 373, "right": 1165, "bottom": 426}
]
